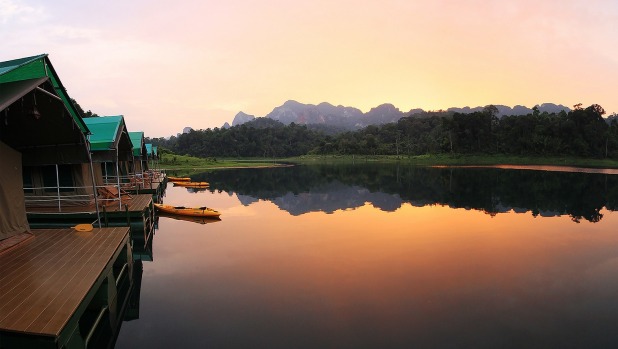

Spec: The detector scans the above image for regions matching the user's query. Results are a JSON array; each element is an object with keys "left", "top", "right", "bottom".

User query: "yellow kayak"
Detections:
[
  {"left": 154, "top": 203, "right": 221, "bottom": 218},
  {"left": 172, "top": 181, "right": 209, "bottom": 187},
  {"left": 168, "top": 176, "right": 191, "bottom": 182}
]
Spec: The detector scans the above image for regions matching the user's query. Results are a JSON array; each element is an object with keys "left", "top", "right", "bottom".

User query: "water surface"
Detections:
[{"left": 116, "top": 164, "right": 618, "bottom": 348}]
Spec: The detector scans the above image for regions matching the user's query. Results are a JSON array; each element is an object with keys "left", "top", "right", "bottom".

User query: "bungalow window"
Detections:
[
  {"left": 22, "top": 166, "right": 34, "bottom": 193},
  {"left": 104, "top": 162, "right": 116, "bottom": 177},
  {"left": 42, "top": 165, "right": 74, "bottom": 192}
]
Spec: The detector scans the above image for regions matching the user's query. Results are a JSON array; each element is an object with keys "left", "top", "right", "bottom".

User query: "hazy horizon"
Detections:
[{"left": 2, "top": 0, "right": 617, "bottom": 138}]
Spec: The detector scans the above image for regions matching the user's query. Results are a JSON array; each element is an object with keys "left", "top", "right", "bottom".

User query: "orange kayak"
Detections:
[
  {"left": 172, "top": 181, "right": 209, "bottom": 187},
  {"left": 154, "top": 203, "right": 221, "bottom": 217},
  {"left": 168, "top": 176, "right": 191, "bottom": 182}
]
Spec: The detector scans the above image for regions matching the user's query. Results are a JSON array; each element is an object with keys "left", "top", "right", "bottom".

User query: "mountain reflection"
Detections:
[{"left": 193, "top": 164, "right": 618, "bottom": 223}]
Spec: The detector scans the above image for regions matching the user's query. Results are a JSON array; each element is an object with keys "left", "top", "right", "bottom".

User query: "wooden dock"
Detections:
[
  {"left": 26, "top": 194, "right": 154, "bottom": 215},
  {"left": 26, "top": 194, "right": 156, "bottom": 246},
  {"left": 0, "top": 227, "right": 132, "bottom": 348},
  {"left": 123, "top": 172, "right": 167, "bottom": 202}
]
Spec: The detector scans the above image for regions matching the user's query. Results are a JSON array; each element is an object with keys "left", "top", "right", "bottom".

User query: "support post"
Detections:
[
  {"left": 55, "top": 164, "right": 61, "bottom": 211},
  {"left": 87, "top": 139, "right": 102, "bottom": 228},
  {"left": 116, "top": 148, "right": 122, "bottom": 210}
]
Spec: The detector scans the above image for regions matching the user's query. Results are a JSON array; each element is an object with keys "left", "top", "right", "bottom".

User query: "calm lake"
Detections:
[{"left": 115, "top": 164, "right": 618, "bottom": 348}]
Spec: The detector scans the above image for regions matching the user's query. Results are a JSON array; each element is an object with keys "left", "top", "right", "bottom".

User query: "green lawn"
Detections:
[
  {"left": 159, "top": 152, "right": 618, "bottom": 173},
  {"left": 287, "top": 154, "right": 618, "bottom": 168},
  {"left": 159, "top": 153, "right": 286, "bottom": 173}
]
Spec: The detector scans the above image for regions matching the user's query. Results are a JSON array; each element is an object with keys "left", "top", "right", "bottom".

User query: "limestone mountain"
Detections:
[
  {"left": 231, "top": 111, "right": 255, "bottom": 126},
  {"left": 358, "top": 104, "right": 405, "bottom": 127},
  {"left": 226, "top": 101, "right": 572, "bottom": 131},
  {"left": 265, "top": 100, "right": 363, "bottom": 129}
]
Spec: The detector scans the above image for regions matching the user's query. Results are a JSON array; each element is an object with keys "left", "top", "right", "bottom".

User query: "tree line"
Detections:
[{"left": 147, "top": 104, "right": 618, "bottom": 159}]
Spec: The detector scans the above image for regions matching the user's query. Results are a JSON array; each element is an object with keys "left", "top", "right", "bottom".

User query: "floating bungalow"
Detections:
[
  {"left": 128, "top": 131, "right": 147, "bottom": 175},
  {"left": 20, "top": 110, "right": 156, "bottom": 239},
  {"left": 0, "top": 54, "right": 134, "bottom": 348},
  {"left": 144, "top": 143, "right": 166, "bottom": 200},
  {"left": 146, "top": 143, "right": 159, "bottom": 170},
  {"left": 82, "top": 115, "right": 134, "bottom": 208},
  {"left": 0, "top": 55, "right": 101, "bottom": 220},
  {"left": 75, "top": 117, "right": 158, "bottom": 245},
  {"left": 125, "top": 132, "right": 166, "bottom": 200}
]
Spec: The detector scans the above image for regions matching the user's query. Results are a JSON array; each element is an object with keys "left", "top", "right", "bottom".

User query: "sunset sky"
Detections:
[{"left": 1, "top": 0, "right": 617, "bottom": 138}]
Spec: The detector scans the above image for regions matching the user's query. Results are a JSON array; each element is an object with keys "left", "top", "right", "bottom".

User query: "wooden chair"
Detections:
[{"left": 97, "top": 186, "right": 132, "bottom": 203}]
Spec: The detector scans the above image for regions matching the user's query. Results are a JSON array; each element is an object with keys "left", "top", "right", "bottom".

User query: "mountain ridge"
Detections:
[{"left": 222, "top": 101, "right": 571, "bottom": 131}]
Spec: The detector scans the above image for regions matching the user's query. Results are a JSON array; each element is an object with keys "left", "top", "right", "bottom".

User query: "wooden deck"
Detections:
[
  {"left": 0, "top": 232, "right": 34, "bottom": 255},
  {"left": 136, "top": 173, "right": 166, "bottom": 188},
  {"left": 26, "top": 194, "right": 153, "bottom": 215},
  {"left": 0, "top": 227, "right": 129, "bottom": 338},
  {"left": 124, "top": 173, "right": 167, "bottom": 202}
]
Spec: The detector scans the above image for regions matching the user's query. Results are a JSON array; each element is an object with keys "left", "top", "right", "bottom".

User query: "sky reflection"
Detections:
[{"left": 117, "top": 176, "right": 618, "bottom": 348}]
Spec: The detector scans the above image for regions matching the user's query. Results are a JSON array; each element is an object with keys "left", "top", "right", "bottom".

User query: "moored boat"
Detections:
[
  {"left": 154, "top": 203, "right": 221, "bottom": 217},
  {"left": 172, "top": 181, "right": 209, "bottom": 187},
  {"left": 168, "top": 176, "right": 191, "bottom": 182}
]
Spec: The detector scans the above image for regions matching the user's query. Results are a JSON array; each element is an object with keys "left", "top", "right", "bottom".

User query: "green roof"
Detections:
[
  {"left": 153, "top": 146, "right": 158, "bottom": 156},
  {"left": 0, "top": 54, "right": 46, "bottom": 77},
  {"left": 128, "top": 131, "right": 145, "bottom": 157},
  {"left": 0, "top": 54, "right": 89, "bottom": 134},
  {"left": 83, "top": 116, "right": 130, "bottom": 151},
  {"left": 146, "top": 143, "right": 153, "bottom": 156}
]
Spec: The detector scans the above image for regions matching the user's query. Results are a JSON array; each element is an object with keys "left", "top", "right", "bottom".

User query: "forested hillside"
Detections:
[{"left": 148, "top": 104, "right": 618, "bottom": 159}]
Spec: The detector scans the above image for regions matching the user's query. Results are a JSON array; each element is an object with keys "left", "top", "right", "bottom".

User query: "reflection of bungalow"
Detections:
[{"left": 0, "top": 54, "right": 133, "bottom": 348}]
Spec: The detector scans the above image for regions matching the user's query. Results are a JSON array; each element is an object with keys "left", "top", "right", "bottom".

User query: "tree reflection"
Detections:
[{"left": 195, "top": 164, "right": 618, "bottom": 223}]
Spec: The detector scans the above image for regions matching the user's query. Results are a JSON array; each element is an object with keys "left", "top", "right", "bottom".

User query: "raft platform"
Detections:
[
  {"left": 26, "top": 194, "right": 156, "bottom": 246},
  {"left": 0, "top": 227, "right": 132, "bottom": 349},
  {"left": 123, "top": 172, "right": 168, "bottom": 202}
]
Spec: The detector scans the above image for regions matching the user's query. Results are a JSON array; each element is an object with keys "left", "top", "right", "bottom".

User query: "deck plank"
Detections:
[
  {"left": 0, "top": 227, "right": 129, "bottom": 337},
  {"left": 3, "top": 231, "right": 108, "bottom": 332},
  {"left": 36, "top": 231, "right": 121, "bottom": 334},
  {"left": 0, "top": 232, "right": 71, "bottom": 310},
  {"left": 0, "top": 232, "right": 34, "bottom": 255}
]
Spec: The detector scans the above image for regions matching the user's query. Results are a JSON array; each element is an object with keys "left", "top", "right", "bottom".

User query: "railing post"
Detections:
[
  {"left": 55, "top": 164, "right": 61, "bottom": 212},
  {"left": 125, "top": 203, "right": 131, "bottom": 227},
  {"left": 102, "top": 205, "right": 108, "bottom": 227},
  {"left": 86, "top": 139, "right": 102, "bottom": 229},
  {"left": 116, "top": 149, "right": 122, "bottom": 210}
]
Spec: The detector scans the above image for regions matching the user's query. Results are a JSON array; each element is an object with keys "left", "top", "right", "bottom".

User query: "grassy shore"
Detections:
[
  {"left": 159, "top": 153, "right": 287, "bottom": 174},
  {"left": 159, "top": 153, "right": 618, "bottom": 173},
  {"left": 288, "top": 154, "right": 618, "bottom": 168}
]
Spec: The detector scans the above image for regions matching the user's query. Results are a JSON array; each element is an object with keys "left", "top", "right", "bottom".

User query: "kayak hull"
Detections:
[
  {"left": 172, "top": 181, "right": 209, "bottom": 187},
  {"left": 154, "top": 203, "right": 221, "bottom": 217},
  {"left": 167, "top": 176, "right": 191, "bottom": 182}
]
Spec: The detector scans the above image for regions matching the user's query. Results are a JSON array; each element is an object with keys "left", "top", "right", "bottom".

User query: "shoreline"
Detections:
[
  {"left": 288, "top": 154, "right": 618, "bottom": 169},
  {"left": 157, "top": 154, "right": 618, "bottom": 172},
  {"left": 161, "top": 163, "right": 293, "bottom": 172},
  {"left": 432, "top": 164, "right": 618, "bottom": 175}
]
